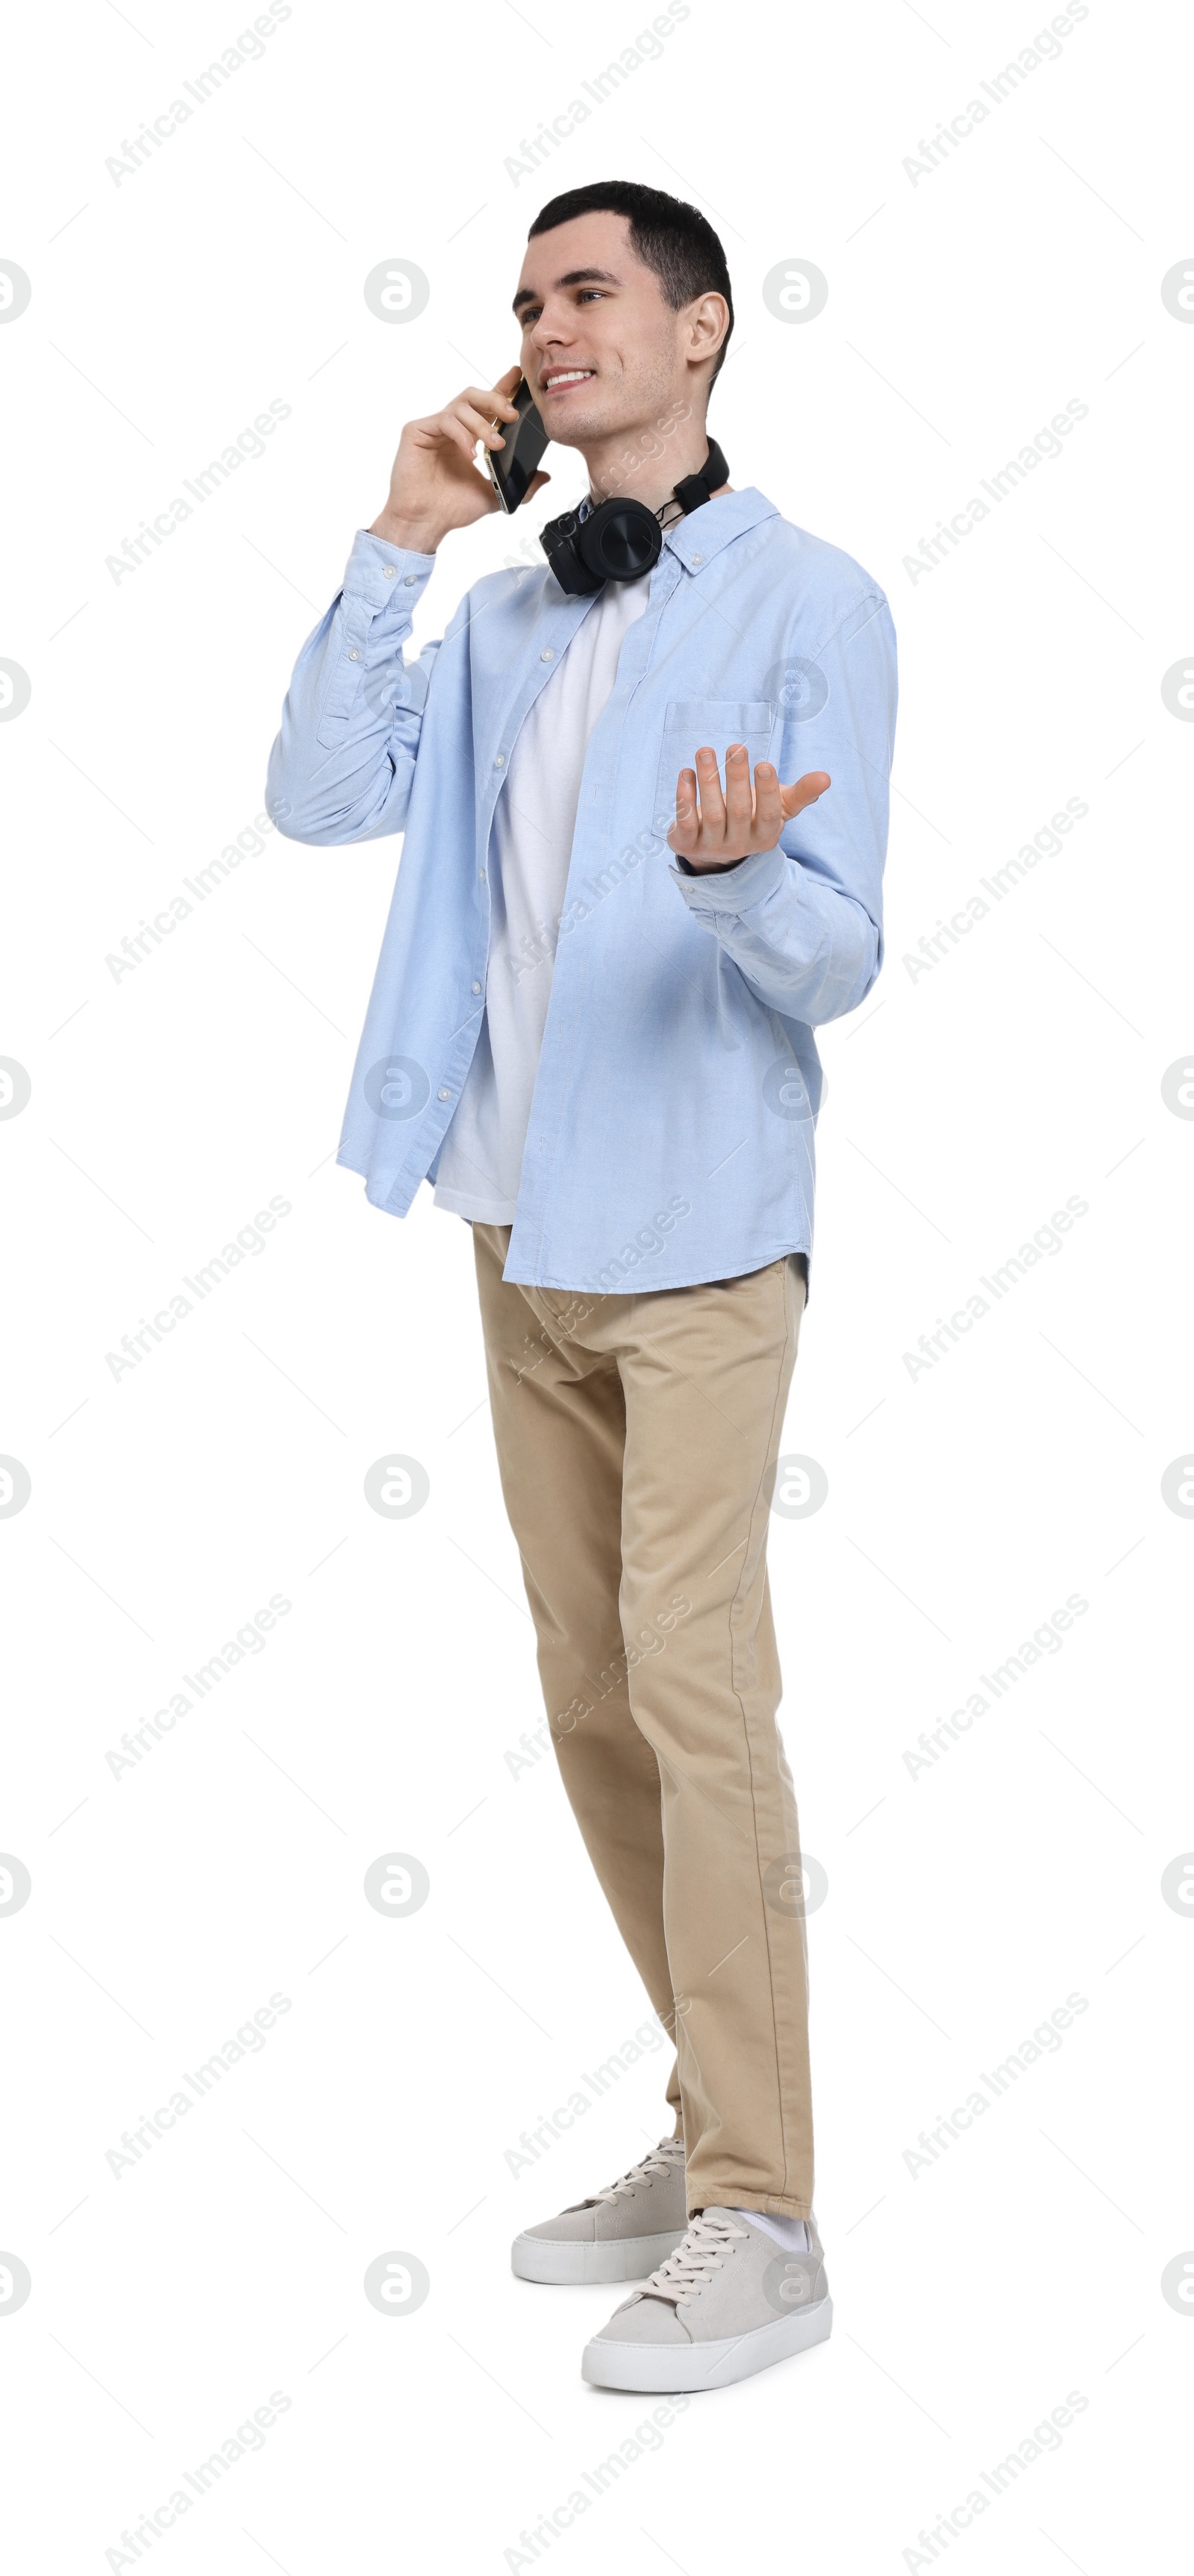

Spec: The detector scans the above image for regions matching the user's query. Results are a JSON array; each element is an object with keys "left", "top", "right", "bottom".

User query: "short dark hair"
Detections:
[{"left": 527, "top": 180, "right": 734, "bottom": 391}]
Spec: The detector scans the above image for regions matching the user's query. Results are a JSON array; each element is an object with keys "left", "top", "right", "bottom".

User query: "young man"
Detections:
[{"left": 267, "top": 180, "right": 897, "bottom": 2393}]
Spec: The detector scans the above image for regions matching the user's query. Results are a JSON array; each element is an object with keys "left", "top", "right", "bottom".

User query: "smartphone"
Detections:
[{"left": 485, "top": 375, "right": 548, "bottom": 514}]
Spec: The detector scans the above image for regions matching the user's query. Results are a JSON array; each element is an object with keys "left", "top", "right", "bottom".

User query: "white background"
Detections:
[{"left": 1, "top": 0, "right": 1192, "bottom": 2567}]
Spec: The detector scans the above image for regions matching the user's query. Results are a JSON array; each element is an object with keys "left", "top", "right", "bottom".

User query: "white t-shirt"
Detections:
[{"left": 434, "top": 575, "right": 651, "bottom": 1224}]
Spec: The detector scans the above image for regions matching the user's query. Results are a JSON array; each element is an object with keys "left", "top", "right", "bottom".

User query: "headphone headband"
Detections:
[{"left": 669, "top": 440, "right": 728, "bottom": 519}]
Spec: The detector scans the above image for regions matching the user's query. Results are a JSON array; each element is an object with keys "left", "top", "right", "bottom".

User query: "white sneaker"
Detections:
[
  {"left": 511, "top": 2139, "right": 687, "bottom": 2285},
  {"left": 581, "top": 2207, "right": 832, "bottom": 2391}
]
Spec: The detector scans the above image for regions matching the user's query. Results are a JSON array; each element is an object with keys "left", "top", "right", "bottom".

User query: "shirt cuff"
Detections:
[
  {"left": 342, "top": 527, "right": 437, "bottom": 610},
  {"left": 674, "top": 852, "right": 749, "bottom": 876},
  {"left": 669, "top": 843, "right": 788, "bottom": 913}
]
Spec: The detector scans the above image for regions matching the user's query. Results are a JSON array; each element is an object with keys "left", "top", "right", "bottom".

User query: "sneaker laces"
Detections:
[
  {"left": 593, "top": 2139, "right": 685, "bottom": 2204},
  {"left": 641, "top": 2207, "right": 748, "bottom": 2305}
]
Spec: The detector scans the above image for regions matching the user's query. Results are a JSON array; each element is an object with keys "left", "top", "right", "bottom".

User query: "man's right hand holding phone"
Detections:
[{"left": 369, "top": 365, "right": 551, "bottom": 557}]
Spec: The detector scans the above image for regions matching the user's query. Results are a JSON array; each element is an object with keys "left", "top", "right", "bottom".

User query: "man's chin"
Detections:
[{"left": 540, "top": 404, "right": 608, "bottom": 450}]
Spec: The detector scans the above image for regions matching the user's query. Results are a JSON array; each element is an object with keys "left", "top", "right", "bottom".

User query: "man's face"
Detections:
[{"left": 512, "top": 211, "right": 712, "bottom": 448}]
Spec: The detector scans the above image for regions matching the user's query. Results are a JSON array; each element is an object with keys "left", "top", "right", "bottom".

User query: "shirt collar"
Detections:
[{"left": 663, "top": 486, "right": 778, "bottom": 573}]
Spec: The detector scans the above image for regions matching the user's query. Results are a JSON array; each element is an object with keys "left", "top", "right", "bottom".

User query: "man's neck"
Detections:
[
  {"left": 578, "top": 416, "right": 726, "bottom": 516},
  {"left": 585, "top": 479, "right": 734, "bottom": 523}
]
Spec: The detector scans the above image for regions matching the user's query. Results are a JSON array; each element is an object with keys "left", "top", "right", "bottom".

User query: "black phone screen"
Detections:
[{"left": 487, "top": 377, "right": 548, "bottom": 514}]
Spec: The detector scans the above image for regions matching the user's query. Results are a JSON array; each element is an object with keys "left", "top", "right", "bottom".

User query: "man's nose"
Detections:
[{"left": 530, "top": 309, "right": 572, "bottom": 349}]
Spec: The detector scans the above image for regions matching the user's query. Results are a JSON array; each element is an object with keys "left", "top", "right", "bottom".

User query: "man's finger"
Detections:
[
  {"left": 694, "top": 746, "right": 726, "bottom": 836},
  {"left": 724, "top": 743, "right": 753, "bottom": 840},
  {"left": 457, "top": 400, "right": 510, "bottom": 448},
  {"left": 752, "top": 761, "right": 784, "bottom": 843},
  {"left": 460, "top": 384, "right": 518, "bottom": 419},
  {"left": 669, "top": 766, "right": 700, "bottom": 851},
  {"left": 779, "top": 770, "right": 831, "bottom": 818},
  {"left": 443, "top": 420, "right": 482, "bottom": 463}
]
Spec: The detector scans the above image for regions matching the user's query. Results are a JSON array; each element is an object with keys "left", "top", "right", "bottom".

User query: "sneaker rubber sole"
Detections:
[
  {"left": 580, "top": 2292, "right": 833, "bottom": 2390},
  {"left": 511, "top": 2227, "right": 687, "bottom": 2286}
]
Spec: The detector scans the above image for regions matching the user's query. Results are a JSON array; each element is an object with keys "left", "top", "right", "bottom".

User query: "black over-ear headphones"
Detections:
[{"left": 539, "top": 441, "right": 729, "bottom": 598}]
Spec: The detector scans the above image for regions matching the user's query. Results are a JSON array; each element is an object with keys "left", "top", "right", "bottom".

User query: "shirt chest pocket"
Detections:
[{"left": 652, "top": 701, "right": 777, "bottom": 833}]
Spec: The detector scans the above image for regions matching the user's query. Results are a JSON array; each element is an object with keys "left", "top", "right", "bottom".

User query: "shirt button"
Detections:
[
  {"left": 348, "top": 648, "right": 360, "bottom": 660},
  {"left": 691, "top": 553, "right": 702, "bottom": 566},
  {"left": 437, "top": 1087, "right": 451, "bottom": 1101},
  {"left": 494, "top": 753, "right": 505, "bottom": 767},
  {"left": 404, "top": 574, "right": 416, "bottom": 585},
  {"left": 541, "top": 648, "right": 554, "bottom": 661},
  {"left": 479, "top": 868, "right": 487, "bottom": 882},
  {"left": 383, "top": 566, "right": 397, "bottom": 579},
  {"left": 472, "top": 981, "right": 481, "bottom": 994}
]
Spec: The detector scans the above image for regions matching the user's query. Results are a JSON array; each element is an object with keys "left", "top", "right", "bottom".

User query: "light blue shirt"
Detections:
[{"left": 266, "top": 487, "right": 897, "bottom": 1291}]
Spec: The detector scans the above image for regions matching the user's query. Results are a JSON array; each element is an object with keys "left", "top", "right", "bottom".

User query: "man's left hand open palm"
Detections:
[{"left": 668, "top": 741, "right": 831, "bottom": 871}]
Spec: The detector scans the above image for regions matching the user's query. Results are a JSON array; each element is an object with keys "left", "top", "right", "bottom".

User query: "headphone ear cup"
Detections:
[
  {"left": 540, "top": 511, "right": 604, "bottom": 595},
  {"left": 578, "top": 499, "right": 663, "bottom": 585}
]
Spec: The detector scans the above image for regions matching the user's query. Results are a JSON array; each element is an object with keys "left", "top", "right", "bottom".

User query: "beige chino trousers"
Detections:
[{"left": 473, "top": 1223, "right": 815, "bottom": 2219}]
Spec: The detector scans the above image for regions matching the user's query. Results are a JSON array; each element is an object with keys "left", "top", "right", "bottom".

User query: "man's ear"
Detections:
[{"left": 687, "top": 291, "right": 730, "bottom": 363}]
